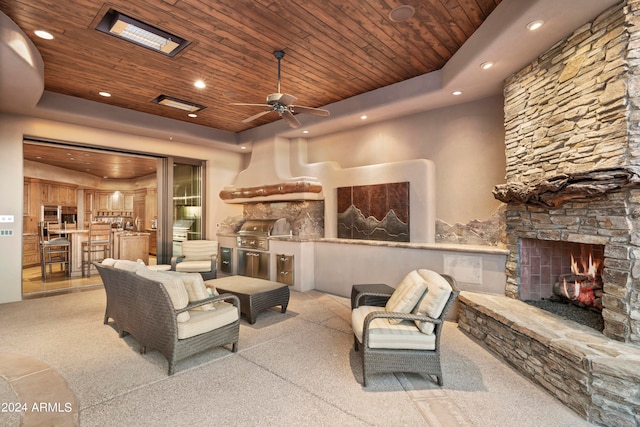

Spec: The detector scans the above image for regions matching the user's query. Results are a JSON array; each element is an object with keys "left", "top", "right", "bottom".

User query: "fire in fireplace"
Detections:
[
  {"left": 552, "top": 252, "right": 603, "bottom": 311},
  {"left": 520, "top": 238, "right": 605, "bottom": 331}
]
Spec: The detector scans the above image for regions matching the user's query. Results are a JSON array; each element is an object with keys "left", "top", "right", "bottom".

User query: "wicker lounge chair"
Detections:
[
  {"left": 352, "top": 270, "right": 459, "bottom": 387},
  {"left": 95, "top": 262, "right": 240, "bottom": 375},
  {"left": 171, "top": 240, "right": 218, "bottom": 280}
]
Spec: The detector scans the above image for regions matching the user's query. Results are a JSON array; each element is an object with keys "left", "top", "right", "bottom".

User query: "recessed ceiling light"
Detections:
[
  {"left": 194, "top": 80, "right": 206, "bottom": 89},
  {"left": 480, "top": 61, "right": 494, "bottom": 70},
  {"left": 527, "top": 20, "right": 544, "bottom": 31},
  {"left": 302, "top": 130, "right": 309, "bottom": 134},
  {"left": 34, "top": 30, "right": 54, "bottom": 40},
  {"left": 389, "top": 5, "right": 415, "bottom": 23},
  {"left": 188, "top": 113, "right": 197, "bottom": 118},
  {"left": 99, "top": 91, "right": 111, "bottom": 97},
  {"left": 240, "top": 146, "right": 247, "bottom": 150},
  {"left": 360, "top": 115, "right": 368, "bottom": 120},
  {"left": 452, "top": 90, "right": 462, "bottom": 96}
]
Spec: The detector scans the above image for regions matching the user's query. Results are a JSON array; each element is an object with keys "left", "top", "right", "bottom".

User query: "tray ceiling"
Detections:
[{"left": 1, "top": 0, "right": 501, "bottom": 134}]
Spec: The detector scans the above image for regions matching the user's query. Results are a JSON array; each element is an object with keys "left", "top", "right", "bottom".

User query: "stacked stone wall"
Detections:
[
  {"left": 503, "top": 5, "right": 629, "bottom": 183},
  {"left": 501, "top": 1, "right": 640, "bottom": 344}
]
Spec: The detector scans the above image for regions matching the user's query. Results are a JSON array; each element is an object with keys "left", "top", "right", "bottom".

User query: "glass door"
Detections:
[{"left": 171, "top": 161, "right": 204, "bottom": 256}]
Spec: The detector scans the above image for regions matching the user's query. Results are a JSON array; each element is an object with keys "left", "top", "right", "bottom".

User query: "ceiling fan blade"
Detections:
[
  {"left": 242, "top": 110, "right": 273, "bottom": 123},
  {"left": 291, "top": 105, "right": 330, "bottom": 117},
  {"left": 231, "top": 103, "right": 271, "bottom": 107},
  {"left": 278, "top": 93, "right": 297, "bottom": 106},
  {"left": 281, "top": 110, "right": 301, "bottom": 128}
]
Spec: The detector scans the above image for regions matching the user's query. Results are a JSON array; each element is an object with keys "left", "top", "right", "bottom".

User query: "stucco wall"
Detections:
[{"left": 304, "top": 95, "right": 506, "bottom": 226}]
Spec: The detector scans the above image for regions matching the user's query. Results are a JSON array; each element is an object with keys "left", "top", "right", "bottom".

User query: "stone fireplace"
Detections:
[
  {"left": 492, "top": 1, "right": 640, "bottom": 345},
  {"left": 458, "top": 3, "right": 640, "bottom": 425}
]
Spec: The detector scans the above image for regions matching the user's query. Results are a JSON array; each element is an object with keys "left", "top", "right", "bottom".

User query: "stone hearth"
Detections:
[{"left": 458, "top": 292, "right": 640, "bottom": 426}]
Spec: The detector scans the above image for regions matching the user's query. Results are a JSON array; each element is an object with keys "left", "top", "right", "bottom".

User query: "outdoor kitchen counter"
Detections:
[{"left": 314, "top": 238, "right": 509, "bottom": 256}]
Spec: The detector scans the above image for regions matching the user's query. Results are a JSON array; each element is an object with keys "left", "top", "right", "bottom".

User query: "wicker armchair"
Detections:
[
  {"left": 171, "top": 240, "right": 218, "bottom": 280},
  {"left": 352, "top": 270, "right": 459, "bottom": 387}
]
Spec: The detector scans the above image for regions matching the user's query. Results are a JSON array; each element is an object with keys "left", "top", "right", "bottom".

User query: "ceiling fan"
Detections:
[{"left": 231, "top": 50, "right": 330, "bottom": 129}]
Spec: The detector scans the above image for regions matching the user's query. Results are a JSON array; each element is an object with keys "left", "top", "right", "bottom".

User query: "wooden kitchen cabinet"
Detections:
[
  {"left": 148, "top": 229, "right": 157, "bottom": 255},
  {"left": 23, "top": 182, "right": 31, "bottom": 216},
  {"left": 40, "top": 183, "right": 77, "bottom": 206},
  {"left": 124, "top": 194, "right": 134, "bottom": 211},
  {"left": 23, "top": 234, "right": 40, "bottom": 267},
  {"left": 97, "top": 192, "right": 111, "bottom": 211}
]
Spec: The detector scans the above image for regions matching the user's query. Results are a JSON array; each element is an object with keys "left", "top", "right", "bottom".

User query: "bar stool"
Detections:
[
  {"left": 82, "top": 221, "right": 112, "bottom": 277},
  {"left": 39, "top": 221, "right": 71, "bottom": 281}
]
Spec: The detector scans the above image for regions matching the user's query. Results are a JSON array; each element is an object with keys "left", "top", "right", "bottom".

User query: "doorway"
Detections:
[{"left": 21, "top": 140, "right": 206, "bottom": 297}]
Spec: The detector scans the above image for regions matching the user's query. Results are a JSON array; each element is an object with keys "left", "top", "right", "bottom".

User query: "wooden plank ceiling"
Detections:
[{"left": 1, "top": 0, "right": 501, "bottom": 135}]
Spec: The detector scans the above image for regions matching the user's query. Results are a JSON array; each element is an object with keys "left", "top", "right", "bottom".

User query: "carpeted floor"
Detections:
[{"left": 0, "top": 288, "right": 590, "bottom": 426}]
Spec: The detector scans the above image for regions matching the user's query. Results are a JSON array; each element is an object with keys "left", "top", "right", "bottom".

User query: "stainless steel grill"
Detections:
[
  {"left": 236, "top": 218, "right": 289, "bottom": 280},
  {"left": 236, "top": 218, "right": 290, "bottom": 251}
]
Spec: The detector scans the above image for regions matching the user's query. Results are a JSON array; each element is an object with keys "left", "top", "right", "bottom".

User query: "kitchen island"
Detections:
[{"left": 65, "top": 229, "right": 149, "bottom": 276}]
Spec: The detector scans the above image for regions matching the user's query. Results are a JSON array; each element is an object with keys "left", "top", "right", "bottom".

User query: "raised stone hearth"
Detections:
[{"left": 458, "top": 292, "right": 640, "bottom": 426}]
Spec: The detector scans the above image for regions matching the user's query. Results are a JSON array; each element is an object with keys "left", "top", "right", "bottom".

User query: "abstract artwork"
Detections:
[{"left": 337, "top": 182, "right": 409, "bottom": 242}]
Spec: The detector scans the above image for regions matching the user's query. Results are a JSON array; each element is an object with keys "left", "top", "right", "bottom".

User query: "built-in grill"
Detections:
[
  {"left": 236, "top": 218, "right": 290, "bottom": 251},
  {"left": 236, "top": 218, "right": 290, "bottom": 280}
]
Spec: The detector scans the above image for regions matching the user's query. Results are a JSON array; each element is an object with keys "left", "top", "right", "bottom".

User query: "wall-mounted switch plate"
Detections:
[
  {"left": 0, "top": 229, "right": 14, "bottom": 236},
  {"left": 0, "top": 215, "right": 14, "bottom": 223}
]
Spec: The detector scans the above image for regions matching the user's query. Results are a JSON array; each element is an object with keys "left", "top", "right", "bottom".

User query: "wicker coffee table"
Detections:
[{"left": 205, "top": 276, "right": 290, "bottom": 324}]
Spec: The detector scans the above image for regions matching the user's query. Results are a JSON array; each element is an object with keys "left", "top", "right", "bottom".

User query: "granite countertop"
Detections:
[{"left": 216, "top": 232, "right": 509, "bottom": 255}]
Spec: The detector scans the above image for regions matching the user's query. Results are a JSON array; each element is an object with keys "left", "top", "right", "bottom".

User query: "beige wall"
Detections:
[{"left": 304, "top": 95, "right": 506, "bottom": 225}]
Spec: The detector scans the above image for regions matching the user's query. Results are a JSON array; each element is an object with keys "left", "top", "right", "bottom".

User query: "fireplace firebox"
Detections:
[{"left": 519, "top": 238, "right": 604, "bottom": 310}]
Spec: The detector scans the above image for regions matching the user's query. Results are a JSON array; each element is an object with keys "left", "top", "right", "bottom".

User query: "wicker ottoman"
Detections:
[{"left": 205, "top": 276, "right": 290, "bottom": 324}]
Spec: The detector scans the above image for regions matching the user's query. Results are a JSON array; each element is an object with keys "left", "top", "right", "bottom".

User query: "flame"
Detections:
[{"left": 563, "top": 252, "right": 600, "bottom": 305}]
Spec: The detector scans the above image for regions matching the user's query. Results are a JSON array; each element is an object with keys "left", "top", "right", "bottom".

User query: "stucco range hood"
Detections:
[{"left": 220, "top": 139, "right": 324, "bottom": 204}]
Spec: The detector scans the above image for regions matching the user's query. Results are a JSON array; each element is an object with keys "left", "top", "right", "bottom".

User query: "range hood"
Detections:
[{"left": 220, "top": 138, "right": 324, "bottom": 204}]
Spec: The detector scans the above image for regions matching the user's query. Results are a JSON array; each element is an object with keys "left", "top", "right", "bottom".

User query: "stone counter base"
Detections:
[{"left": 457, "top": 291, "right": 640, "bottom": 427}]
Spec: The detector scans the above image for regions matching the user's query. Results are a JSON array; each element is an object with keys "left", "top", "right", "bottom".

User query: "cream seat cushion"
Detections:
[
  {"left": 385, "top": 270, "right": 428, "bottom": 324},
  {"left": 412, "top": 269, "right": 453, "bottom": 334},
  {"left": 352, "top": 306, "right": 436, "bottom": 350},
  {"left": 179, "top": 302, "right": 238, "bottom": 339},
  {"left": 136, "top": 268, "right": 190, "bottom": 322}
]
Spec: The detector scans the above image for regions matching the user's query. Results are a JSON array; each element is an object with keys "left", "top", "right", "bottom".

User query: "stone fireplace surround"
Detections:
[{"left": 458, "top": 2, "right": 640, "bottom": 425}]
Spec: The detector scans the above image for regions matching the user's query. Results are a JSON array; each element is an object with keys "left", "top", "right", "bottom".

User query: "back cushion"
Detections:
[
  {"left": 136, "top": 268, "right": 190, "bottom": 322},
  {"left": 113, "top": 259, "right": 146, "bottom": 272},
  {"left": 182, "top": 240, "right": 218, "bottom": 260},
  {"left": 412, "top": 270, "right": 453, "bottom": 334},
  {"left": 163, "top": 271, "right": 214, "bottom": 311},
  {"left": 385, "top": 270, "right": 428, "bottom": 325}
]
